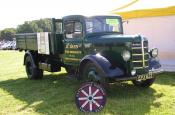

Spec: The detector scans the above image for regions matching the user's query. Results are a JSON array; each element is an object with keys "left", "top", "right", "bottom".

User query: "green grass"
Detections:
[{"left": 0, "top": 51, "right": 175, "bottom": 115}]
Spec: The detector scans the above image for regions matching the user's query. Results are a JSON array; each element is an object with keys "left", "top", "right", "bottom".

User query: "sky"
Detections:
[{"left": 0, "top": 0, "right": 175, "bottom": 30}]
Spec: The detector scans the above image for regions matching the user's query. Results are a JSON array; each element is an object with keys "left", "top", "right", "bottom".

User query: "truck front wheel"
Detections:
[
  {"left": 132, "top": 77, "right": 156, "bottom": 88},
  {"left": 81, "top": 62, "right": 107, "bottom": 86},
  {"left": 25, "top": 55, "right": 43, "bottom": 79}
]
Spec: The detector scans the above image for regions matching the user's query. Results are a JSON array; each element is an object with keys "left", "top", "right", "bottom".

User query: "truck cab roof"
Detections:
[{"left": 62, "top": 15, "right": 122, "bottom": 21}]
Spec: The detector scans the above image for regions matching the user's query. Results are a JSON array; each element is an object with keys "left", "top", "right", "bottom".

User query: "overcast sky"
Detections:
[{"left": 0, "top": 0, "right": 175, "bottom": 30}]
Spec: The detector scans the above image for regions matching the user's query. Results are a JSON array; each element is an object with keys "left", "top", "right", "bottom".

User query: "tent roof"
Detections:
[{"left": 111, "top": 0, "right": 175, "bottom": 19}]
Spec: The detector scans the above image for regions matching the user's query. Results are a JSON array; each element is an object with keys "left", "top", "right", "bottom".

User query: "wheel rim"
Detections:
[
  {"left": 75, "top": 82, "right": 106, "bottom": 112},
  {"left": 84, "top": 66, "right": 100, "bottom": 82}
]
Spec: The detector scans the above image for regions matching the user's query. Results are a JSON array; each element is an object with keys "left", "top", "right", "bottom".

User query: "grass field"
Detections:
[{"left": 0, "top": 51, "right": 175, "bottom": 115}]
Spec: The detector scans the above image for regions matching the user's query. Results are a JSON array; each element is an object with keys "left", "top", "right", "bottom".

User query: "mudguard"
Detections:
[
  {"left": 80, "top": 54, "right": 124, "bottom": 78},
  {"left": 149, "top": 57, "right": 161, "bottom": 70},
  {"left": 24, "top": 51, "right": 37, "bottom": 68}
]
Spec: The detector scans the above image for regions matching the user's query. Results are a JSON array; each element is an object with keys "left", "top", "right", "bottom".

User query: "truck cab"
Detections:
[{"left": 16, "top": 15, "right": 162, "bottom": 87}]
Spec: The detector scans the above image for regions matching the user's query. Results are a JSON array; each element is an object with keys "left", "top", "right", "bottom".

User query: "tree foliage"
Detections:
[
  {"left": 0, "top": 28, "right": 16, "bottom": 41},
  {"left": 16, "top": 18, "right": 52, "bottom": 33},
  {"left": 0, "top": 18, "right": 52, "bottom": 40}
]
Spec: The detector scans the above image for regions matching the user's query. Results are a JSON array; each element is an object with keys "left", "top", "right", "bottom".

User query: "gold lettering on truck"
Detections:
[
  {"left": 65, "top": 58, "right": 81, "bottom": 61},
  {"left": 66, "top": 44, "right": 79, "bottom": 49},
  {"left": 65, "top": 50, "right": 82, "bottom": 54}
]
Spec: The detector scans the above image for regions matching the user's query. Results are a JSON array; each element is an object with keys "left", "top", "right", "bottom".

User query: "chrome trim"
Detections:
[
  {"left": 141, "top": 37, "right": 145, "bottom": 67},
  {"left": 132, "top": 54, "right": 142, "bottom": 56},
  {"left": 133, "top": 66, "right": 149, "bottom": 69},
  {"left": 132, "top": 47, "right": 148, "bottom": 49},
  {"left": 133, "top": 60, "right": 148, "bottom": 63},
  {"left": 132, "top": 53, "right": 149, "bottom": 56},
  {"left": 133, "top": 60, "right": 142, "bottom": 62},
  {"left": 132, "top": 47, "right": 142, "bottom": 49},
  {"left": 132, "top": 38, "right": 149, "bottom": 70}
]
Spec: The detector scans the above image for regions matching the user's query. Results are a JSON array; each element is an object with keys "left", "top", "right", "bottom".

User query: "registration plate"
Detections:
[{"left": 137, "top": 72, "right": 153, "bottom": 80}]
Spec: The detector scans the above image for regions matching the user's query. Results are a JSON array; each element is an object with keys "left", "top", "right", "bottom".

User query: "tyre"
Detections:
[
  {"left": 65, "top": 65, "right": 76, "bottom": 76},
  {"left": 81, "top": 62, "right": 107, "bottom": 86},
  {"left": 132, "top": 77, "right": 156, "bottom": 88},
  {"left": 25, "top": 55, "right": 43, "bottom": 79}
]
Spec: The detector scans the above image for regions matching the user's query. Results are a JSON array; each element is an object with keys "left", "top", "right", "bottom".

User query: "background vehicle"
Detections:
[
  {"left": 0, "top": 41, "right": 16, "bottom": 50},
  {"left": 15, "top": 15, "right": 161, "bottom": 87}
]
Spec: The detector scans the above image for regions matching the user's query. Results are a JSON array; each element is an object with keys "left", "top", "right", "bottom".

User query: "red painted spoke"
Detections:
[
  {"left": 93, "top": 100, "right": 100, "bottom": 107},
  {"left": 81, "top": 100, "right": 88, "bottom": 108},
  {"left": 81, "top": 89, "right": 88, "bottom": 97},
  {"left": 92, "top": 89, "right": 99, "bottom": 96},
  {"left": 75, "top": 82, "right": 106, "bottom": 112},
  {"left": 78, "top": 97, "right": 88, "bottom": 101},
  {"left": 89, "top": 101, "right": 93, "bottom": 111},
  {"left": 89, "top": 86, "right": 92, "bottom": 95},
  {"left": 93, "top": 96, "right": 103, "bottom": 100}
]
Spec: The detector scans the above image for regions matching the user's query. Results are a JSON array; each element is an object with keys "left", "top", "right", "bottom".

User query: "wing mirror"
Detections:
[{"left": 122, "top": 20, "right": 129, "bottom": 24}]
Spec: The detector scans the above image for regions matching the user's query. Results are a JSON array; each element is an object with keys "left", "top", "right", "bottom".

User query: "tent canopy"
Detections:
[{"left": 111, "top": 0, "right": 175, "bottom": 19}]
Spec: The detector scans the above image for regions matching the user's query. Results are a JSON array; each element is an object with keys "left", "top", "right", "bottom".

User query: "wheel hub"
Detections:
[
  {"left": 75, "top": 82, "right": 106, "bottom": 112},
  {"left": 88, "top": 70, "right": 100, "bottom": 81},
  {"left": 88, "top": 96, "right": 93, "bottom": 101}
]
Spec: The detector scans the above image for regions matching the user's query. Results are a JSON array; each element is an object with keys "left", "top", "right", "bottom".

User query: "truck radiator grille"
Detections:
[{"left": 132, "top": 40, "right": 149, "bottom": 70}]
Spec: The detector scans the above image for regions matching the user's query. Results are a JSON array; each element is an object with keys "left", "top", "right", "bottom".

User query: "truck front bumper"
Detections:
[
  {"left": 136, "top": 68, "right": 163, "bottom": 80},
  {"left": 149, "top": 68, "right": 164, "bottom": 74},
  {"left": 113, "top": 68, "right": 163, "bottom": 81}
]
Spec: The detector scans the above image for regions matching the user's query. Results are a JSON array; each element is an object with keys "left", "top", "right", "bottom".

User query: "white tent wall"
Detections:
[{"left": 123, "top": 15, "right": 175, "bottom": 71}]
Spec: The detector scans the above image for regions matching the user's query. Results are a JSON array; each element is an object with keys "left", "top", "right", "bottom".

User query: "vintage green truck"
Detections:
[{"left": 16, "top": 15, "right": 161, "bottom": 88}]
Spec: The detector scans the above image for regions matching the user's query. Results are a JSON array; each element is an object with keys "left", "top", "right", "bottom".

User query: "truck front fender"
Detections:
[
  {"left": 24, "top": 51, "right": 37, "bottom": 68},
  {"left": 149, "top": 57, "right": 161, "bottom": 70},
  {"left": 79, "top": 54, "right": 124, "bottom": 78}
]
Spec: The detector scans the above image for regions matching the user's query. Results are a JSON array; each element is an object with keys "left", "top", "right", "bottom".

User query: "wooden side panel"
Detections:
[
  {"left": 16, "top": 34, "right": 26, "bottom": 49},
  {"left": 16, "top": 33, "right": 38, "bottom": 51},
  {"left": 16, "top": 32, "right": 64, "bottom": 55},
  {"left": 26, "top": 34, "right": 37, "bottom": 50}
]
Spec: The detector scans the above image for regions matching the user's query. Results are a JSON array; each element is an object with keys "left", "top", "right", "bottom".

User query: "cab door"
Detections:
[
  {"left": 63, "top": 21, "right": 84, "bottom": 65},
  {"left": 51, "top": 18, "right": 64, "bottom": 54}
]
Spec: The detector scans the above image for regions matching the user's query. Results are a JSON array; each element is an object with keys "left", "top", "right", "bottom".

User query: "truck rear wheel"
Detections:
[
  {"left": 25, "top": 55, "right": 43, "bottom": 79},
  {"left": 132, "top": 77, "right": 156, "bottom": 88}
]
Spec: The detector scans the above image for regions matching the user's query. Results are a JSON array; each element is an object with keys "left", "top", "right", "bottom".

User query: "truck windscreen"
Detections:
[{"left": 85, "top": 17, "right": 122, "bottom": 34}]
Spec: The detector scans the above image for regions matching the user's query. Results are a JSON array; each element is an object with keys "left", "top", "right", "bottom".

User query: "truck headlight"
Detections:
[
  {"left": 131, "top": 69, "right": 136, "bottom": 76},
  {"left": 122, "top": 50, "right": 131, "bottom": 61},
  {"left": 150, "top": 48, "right": 158, "bottom": 58}
]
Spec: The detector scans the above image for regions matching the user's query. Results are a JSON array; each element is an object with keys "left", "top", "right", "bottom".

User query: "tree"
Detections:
[
  {"left": 0, "top": 28, "right": 16, "bottom": 41},
  {"left": 16, "top": 19, "right": 52, "bottom": 33},
  {"left": 16, "top": 21, "right": 36, "bottom": 33},
  {"left": 0, "top": 18, "right": 52, "bottom": 40},
  {"left": 35, "top": 19, "right": 52, "bottom": 32}
]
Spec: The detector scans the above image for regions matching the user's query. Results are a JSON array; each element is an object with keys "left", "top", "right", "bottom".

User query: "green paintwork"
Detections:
[
  {"left": 51, "top": 19, "right": 64, "bottom": 54},
  {"left": 16, "top": 15, "right": 151, "bottom": 77},
  {"left": 63, "top": 38, "right": 84, "bottom": 65},
  {"left": 83, "top": 34, "right": 144, "bottom": 76},
  {"left": 16, "top": 33, "right": 37, "bottom": 51}
]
